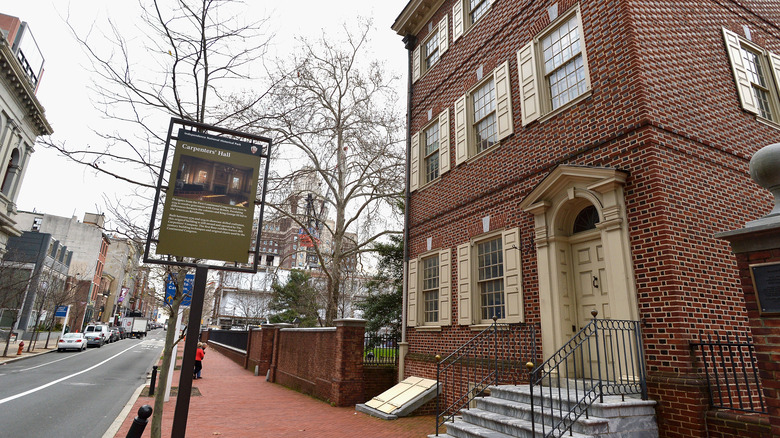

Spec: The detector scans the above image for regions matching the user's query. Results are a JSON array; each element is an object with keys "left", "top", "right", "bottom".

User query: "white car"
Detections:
[{"left": 58, "top": 333, "right": 87, "bottom": 352}]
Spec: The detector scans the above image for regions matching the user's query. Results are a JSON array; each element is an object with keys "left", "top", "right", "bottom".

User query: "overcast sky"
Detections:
[{"left": 3, "top": 0, "right": 408, "bottom": 226}]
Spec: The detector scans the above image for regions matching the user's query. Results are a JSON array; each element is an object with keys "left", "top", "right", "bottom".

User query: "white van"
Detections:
[{"left": 84, "top": 324, "right": 110, "bottom": 347}]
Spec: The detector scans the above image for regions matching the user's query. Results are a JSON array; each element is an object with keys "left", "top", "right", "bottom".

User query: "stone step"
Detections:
[
  {"left": 475, "top": 396, "right": 610, "bottom": 435},
  {"left": 461, "top": 408, "right": 597, "bottom": 438},
  {"left": 488, "top": 385, "right": 656, "bottom": 419}
]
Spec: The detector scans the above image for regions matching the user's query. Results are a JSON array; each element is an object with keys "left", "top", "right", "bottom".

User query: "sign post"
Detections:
[
  {"left": 141, "top": 118, "right": 272, "bottom": 438},
  {"left": 56, "top": 305, "right": 69, "bottom": 338}
]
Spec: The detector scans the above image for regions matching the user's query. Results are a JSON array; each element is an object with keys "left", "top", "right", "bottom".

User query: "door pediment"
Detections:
[{"left": 519, "top": 165, "right": 628, "bottom": 211}]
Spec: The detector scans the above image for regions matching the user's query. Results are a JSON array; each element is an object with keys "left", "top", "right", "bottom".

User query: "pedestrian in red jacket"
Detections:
[{"left": 194, "top": 343, "right": 205, "bottom": 379}]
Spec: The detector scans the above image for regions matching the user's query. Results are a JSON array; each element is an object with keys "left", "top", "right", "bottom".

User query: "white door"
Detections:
[{"left": 571, "top": 238, "right": 612, "bottom": 379}]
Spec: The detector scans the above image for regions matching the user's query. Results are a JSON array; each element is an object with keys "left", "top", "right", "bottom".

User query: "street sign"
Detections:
[
  {"left": 165, "top": 273, "right": 195, "bottom": 307},
  {"left": 55, "top": 305, "right": 69, "bottom": 317}
]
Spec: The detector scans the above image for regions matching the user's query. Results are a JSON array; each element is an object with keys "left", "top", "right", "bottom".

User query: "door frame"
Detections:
[{"left": 520, "top": 166, "right": 639, "bottom": 361}]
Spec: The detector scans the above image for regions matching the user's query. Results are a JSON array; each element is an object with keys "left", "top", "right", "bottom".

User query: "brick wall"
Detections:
[
  {"left": 399, "top": 0, "right": 780, "bottom": 437},
  {"left": 724, "top": 234, "right": 780, "bottom": 437},
  {"left": 364, "top": 366, "right": 397, "bottom": 400},
  {"left": 246, "top": 326, "right": 274, "bottom": 376},
  {"left": 268, "top": 319, "right": 366, "bottom": 407}
]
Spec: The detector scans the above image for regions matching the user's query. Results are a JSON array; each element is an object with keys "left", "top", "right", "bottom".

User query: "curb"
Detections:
[
  {"left": 103, "top": 383, "right": 146, "bottom": 438},
  {"left": 0, "top": 349, "right": 56, "bottom": 366}
]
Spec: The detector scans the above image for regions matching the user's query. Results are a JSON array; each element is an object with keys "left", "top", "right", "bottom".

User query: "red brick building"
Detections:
[{"left": 393, "top": 0, "right": 779, "bottom": 436}]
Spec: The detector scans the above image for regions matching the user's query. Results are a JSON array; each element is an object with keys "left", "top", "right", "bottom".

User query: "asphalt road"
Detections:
[{"left": 0, "top": 329, "right": 165, "bottom": 438}]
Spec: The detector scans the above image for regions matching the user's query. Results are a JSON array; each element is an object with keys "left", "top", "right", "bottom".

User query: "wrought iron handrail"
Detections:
[
  {"left": 691, "top": 332, "right": 765, "bottom": 413},
  {"left": 435, "top": 318, "right": 537, "bottom": 436},
  {"left": 529, "top": 313, "right": 647, "bottom": 437}
]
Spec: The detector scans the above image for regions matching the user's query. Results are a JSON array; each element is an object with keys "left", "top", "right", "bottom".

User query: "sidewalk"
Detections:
[
  {"left": 113, "top": 348, "right": 436, "bottom": 437},
  {"left": 0, "top": 339, "right": 58, "bottom": 364}
]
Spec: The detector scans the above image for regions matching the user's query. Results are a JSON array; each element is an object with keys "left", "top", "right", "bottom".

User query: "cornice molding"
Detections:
[
  {"left": 0, "top": 34, "right": 53, "bottom": 136},
  {"left": 392, "top": 0, "right": 446, "bottom": 37}
]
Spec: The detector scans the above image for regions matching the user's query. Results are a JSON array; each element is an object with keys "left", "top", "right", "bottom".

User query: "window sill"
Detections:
[
  {"left": 416, "top": 176, "right": 442, "bottom": 192},
  {"left": 415, "top": 325, "right": 442, "bottom": 332},
  {"left": 459, "top": 138, "right": 506, "bottom": 167},
  {"left": 755, "top": 115, "right": 780, "bottom": 131},
  {"left": 469, "top": 322, "right": 511, "bottom": 331},
  {"left": 536, "top": 89, "right": 593, "bottom": 125}
]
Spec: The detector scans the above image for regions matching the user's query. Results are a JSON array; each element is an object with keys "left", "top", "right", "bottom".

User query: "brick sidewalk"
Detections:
[{"left": 114, "top": 348, "right": 436, "bottom": 437}]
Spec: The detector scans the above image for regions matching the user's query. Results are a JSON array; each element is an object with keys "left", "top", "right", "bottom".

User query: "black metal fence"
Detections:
[
  {"left": 208, "top": 329, "right": 249, "bottom": 352},
  {"left": 529, "top": 317, "right": 647, "bottom": 438},
  {"left": 436, "top": 319, "right": 538, "bottom": 435},
  {"left": 691, "top": 332, "right": 765, "bottom": 413},
  {"left": 363, "top": 332, "right": 398, "bottom": 366}
]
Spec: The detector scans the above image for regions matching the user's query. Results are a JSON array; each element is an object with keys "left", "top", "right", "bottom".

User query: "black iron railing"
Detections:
[
  {"left": 208, "top": 329, "right": 249, "bottom": 351},
  {"left": 691, "top": 332, "right": 765, "bottom": 413},
  {"left": 435, "top": 318, "right": 538, "bottom": 436},
  {"left": 529, "top": 314, "right": 647, "bottom": 437},
  {"left": 364, "top": 332, "right": 399, "bottom": 366}
]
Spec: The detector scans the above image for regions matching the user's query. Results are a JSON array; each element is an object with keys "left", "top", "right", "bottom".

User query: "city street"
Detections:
[{"left": 0, "top": 330, "right": 164, "bottom": 438}]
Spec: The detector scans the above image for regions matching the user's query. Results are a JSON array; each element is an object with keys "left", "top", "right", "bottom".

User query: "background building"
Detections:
[
  {"left": 0, "top": 14, "right": 52, "bottom": 257},
  {"left": 393, "top": 0, "right": 779, "bottom": 436},
  {"left": 0, "top": 232, "right": 70, "bottom": 332},
  {"left": 16, "top": 211, "right": 110, "bottom": 329}
]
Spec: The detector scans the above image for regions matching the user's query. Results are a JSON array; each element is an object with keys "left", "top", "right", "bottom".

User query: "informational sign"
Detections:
[
  {"left": 165, "top": 273, "right": 195, "bottom": 307},
  {"left": 751, "top": 262, "right": 780, "bottom": 315},
  {"left": 55, "top": 305, "right": 69, "bottom": 317},
  {"left": 156, "top": 129, "right": 262, "bottom": 262}
]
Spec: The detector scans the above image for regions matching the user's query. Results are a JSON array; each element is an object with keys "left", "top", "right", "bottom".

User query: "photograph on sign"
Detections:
[{"left": 156, "top": 129, "right": 262, "bottom": 263}]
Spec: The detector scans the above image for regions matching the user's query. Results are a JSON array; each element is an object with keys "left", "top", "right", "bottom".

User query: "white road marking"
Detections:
[
  {"left": 15, "top": 352, "right": 82, "bottom": 372},
  {"left": 0, "top": 344, "right": 142, "bottom": 405}
]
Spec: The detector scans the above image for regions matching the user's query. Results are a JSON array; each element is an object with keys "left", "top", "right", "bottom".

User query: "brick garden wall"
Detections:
[
  {"left": 268, "top": 319, "right": 367, "bottom": 407},
  {"left": 400, "top": 0, "right": 780, "bottom": 437}
]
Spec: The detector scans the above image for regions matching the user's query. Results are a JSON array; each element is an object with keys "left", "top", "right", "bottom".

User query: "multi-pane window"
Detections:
[
  {"left": 541, "top": 14, "right": 587, "bottom": 111},
  {"left": 469, "top": 0, "right": 489, "bottom": 24},
  {"left": 422, "top": 255, "right": 440, "bottom": 323},
  {"left": 477, "top": 237, "right": 504, "bottom": 321},
  {"left": 741, "top": 47, "right": 774, "bottom": 120},
  {"left": 473, "top": 79, "right": 497, "bottom": 153},
  {"left": 517, "top": 7, "right": 591, "bottom": 126},
  {"left": 425, "top": 32, "right": 440, "bottom": 70},
  {"left": 424, "top": 123, "right": 440, "bottom": 183},
  {"left": 723, "top": 27, "right": 780, "bottom": 124}
]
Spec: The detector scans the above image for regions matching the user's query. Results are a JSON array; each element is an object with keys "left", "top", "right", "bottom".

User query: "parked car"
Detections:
[
  {"left": 58, "top": 333, "right": 87, "bottom": 352},
  {"left": 109, "top": 328, "right": 120, "bottom": 342},
  {"left": 84, "top": 324, "right": 110, "bottom": 347},
  {"left": 117, "top": 326, "right": 127, "bottom": 339}
]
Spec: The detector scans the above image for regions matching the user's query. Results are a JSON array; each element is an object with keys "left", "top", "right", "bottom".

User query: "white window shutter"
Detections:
[
  {"left": 407, "top": 259, "right": 418, "bottom": 327},
  {"left": 494, "top": 61, "right": 514, "bottom": 140},
  {"left": 410, "top": 131, "right": 420, "bottom": 192},
  {"left": 438, "top": 109, "right": 451, "bottom": 174},
  {"left": 439, "top": 15, "right": 449, "bottom": 55},
  {"left": 438, "top": 248, "right": 451, "bottom": 325},
  {"left": 454, "top": 95, "right": 468, "bottom": 166},
  {"left": 452, "top": 1, "right": 464, "bottom": 42},
  {"left": 722, "top": 28, "right": 759, "bottom": 114},
  {"left": 517, "top": 41, "right": 540, "bottom": 126},
  {"left": 412, "top": 45, "right": 421, "bottom": 83},
  {"left": 457, "top": 242, "right": 472, "bottom": 325},
  {"left": 769, "top": 51, "right": 780, "bottom": 105},
  {"left": 502, "top": 228, "right": 523, "bottom": 323}
]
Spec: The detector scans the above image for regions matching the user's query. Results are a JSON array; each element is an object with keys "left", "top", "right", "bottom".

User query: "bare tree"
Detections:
[
  {"left": 0, "top": 260, "right": 37, "bottom": 357},
  {"left": 246, "top": 21, "right": 405, "bottom": 325},
  {"left": 32, "top": 1, "right": 273, "bottom": 435},
  {"left": 39, "top": 0, "right": 273, "bottom": 240}
]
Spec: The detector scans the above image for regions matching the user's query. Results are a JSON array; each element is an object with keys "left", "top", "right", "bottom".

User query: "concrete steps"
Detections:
[{"left": 430, "top": 383, "right": 658, "bottom": 438}]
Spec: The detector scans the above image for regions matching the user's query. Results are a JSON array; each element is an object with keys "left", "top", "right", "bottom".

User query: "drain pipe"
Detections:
[{"left": 399, "top": 33, "right": 416, "bottom": 383}]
